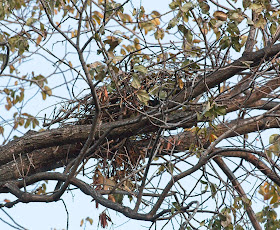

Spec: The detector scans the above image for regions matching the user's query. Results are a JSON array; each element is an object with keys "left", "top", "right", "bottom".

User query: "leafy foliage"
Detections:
[{"left": 1, "top": 0, "right": 280, "bottom": 229}]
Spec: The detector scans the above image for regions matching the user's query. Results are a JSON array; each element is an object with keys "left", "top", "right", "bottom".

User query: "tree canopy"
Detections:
[{"left": 1, "top": 0, "right": 280, "bottom": 229}]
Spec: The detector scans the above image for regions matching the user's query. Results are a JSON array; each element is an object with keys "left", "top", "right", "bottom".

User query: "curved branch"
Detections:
[
  {"left": 0, "top": 115, "right": 145, "bottom": 167},
  {"left": 0, "top": 172, "right": 154, "bottom": 221},
  {"left": 191, "top": 43, "right": 280, "bottom": 98},
  {"left": 215, "top": 149, "right": 280, "bottom": 186},
  {"left": 214, "top": 156, "right": 262, "bottom": 230},
  {"left": 0, "top": 41, "right": 9, "bottom": 75}
]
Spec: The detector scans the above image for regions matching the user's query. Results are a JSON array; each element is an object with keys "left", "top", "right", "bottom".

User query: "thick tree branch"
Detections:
[
  {"left": 190, "top": 43, "right": 280, "bottom": 99},
  {"left": 216, "top": 149, "right": 280, "bottom": 186},
  {"left": 214, "top": 157, "right": 262, "bottom": 230}
]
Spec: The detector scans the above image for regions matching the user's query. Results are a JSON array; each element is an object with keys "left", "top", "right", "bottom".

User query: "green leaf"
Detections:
[
  {"left": 243, "top": 0, "right": 251, "bottom": 9},
  {"left": 270, "top": 22, "right": 277, "bottom": 36},
  {"left": 167, "top": 16, "right": 180, "bottom": 30},
  {"left": 219, "top": 36, "right": 230, "bottom": 49},
  {"left": 26, "top": 18, "right": 36, "bottom": 26},
  {"left": 201, "top": 184, "right": 209, "bottom": 193},
  {"left": 215, "top": 105, "right": 227, "bottom": 115},
  {"left": 157, "top": 165, "right": 165, "bottom": 174},
  {"left": 231, "top": 36, "right": 241, "bottom": 52},
  {"left": 159, "top": 90, "right": 167, "bottom": 100},
  {"left": 200, "top": 220, "right": 205, "bottom": 226},
  {"left": 269, "top": 134, "right": 279, "bottom": 144},
  {"left": 113, "top": 193, "right": 124, "bottom": 204},
  {"left": 202, "top": 101, "right": 211, "bottom": 115},
  {"left": 255, "top": 14, "right": 266, "bottom": 29},
  {"left": 131, "top": 76, "right": 141, "bottom": 89},
  {"left": 128, "top": 195, "right": 133, "bottom": 202},
  {"left": 236, "top": 224, "right": 244, "bottom": 230},
  {"left": 154, "top": 28, "right": 165, "bottom": 40},
  {"left": 137, "top": 90, "right": 150, "bottom": 105},
  {"left": 18, "top": 39, "right": 29, "bottom": 55},
  {"left": 149, "top": 85, "right": 160, "bottom": 95},
  {"left": 24, "top": 119, "right": 31, "bottom": 128},
  {"left": 228, "top": 11, "right": 244, "bottom": 23},
  {"left": 32, "top": 119, "right": 38, "bottom": 129},
  {"left": 181, "top": 2, "right": 194, "bottom": 13},
  {"left": 133, "top": 65, "right": 148, "bottom": 74},
  {"left": 169, "top": 2, "right": 179, "bottom": 10},
  {"left": 178, "top": 25, "right": 193, "bottom": 43},
  {"left": 241, "top": 197, "right": 252, "bottom": 206},
  {"left": 113, "top": 56, "right": 123, "bottom": 62},
  {"left": 246, "top": 18, "right": 254, "bottom": 26},
  {"left": 172, "top": 202, "right": 181, "bottom": 210},
  {"left": 200, "top": 180, "right": 207, "bottom": 184},
  {"left": 249, "top": 3, "right": 263, "bottom": 13},
  {"left": 95, "top": 70, "right": 106, "bottom": 81},
  {"left": 210, "top": 183, "right": 217, "bottom": 198},
  {"left": 227, "top": 22, "right": 240, "bottom": 35},
  {"left": 198, "top": 1, "right": 210, "bottom": 14},
  {"left": 40, "top": 22, "right": 45, "bottom": 31}
]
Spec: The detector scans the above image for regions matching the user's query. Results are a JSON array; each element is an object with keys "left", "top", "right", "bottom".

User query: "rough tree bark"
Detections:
[{"left": 2, "top": 0, "right": 280, "bottom": 229}]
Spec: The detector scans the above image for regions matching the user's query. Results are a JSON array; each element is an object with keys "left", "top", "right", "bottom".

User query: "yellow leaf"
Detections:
[
  {"left": 55, "top": 22, "right": 61, "bottom": 28},
  {"left": 155, "top": 28, "right": 164, "bottom": 40},
  {"left": 0, "top": 126, "right": 4, "bottom": 135},
  {"left": 85, "top": 217, "right": 93, "bottom": 225},
  {"left": 151, "top": 18, "right": 160, "bottom": 26},
  {"left": 41, "top": 91, "right": 47, "bottom": 100},
  {"left": 213, "top": 11, "right": 228, "bottom": 21},
  {"left": 44, "top": 86, "right": 52, "bottom": 96},
  {"left": 112, "top": 56, "right": 123, "bottom": 63},
  {"left": 120, "top": 48, "right": 126, "bottom": 55},
  {"left": 270, "top": 193, "right": 278, "bottom": 204},
  {"left": 3, "top": 88, "right": 9, "bottom": 94},
  {"left": 6, "top": 97, "right": 12, "bottom": 106},
  {"left": 264, "top": 193, "right": 272, "bottom": 200},
  {"left": 178, "top": 78, "right": 184, "bottom": 89},
  {"left": 193, "top": 39, "right": 201, "bottom": 43},
  {"left": 108, "top": 194, "right": 116, "bottom": 202},
  {"left": 80, "top": 219, "right": 84, "bottom": 227},
  {"left": 209, "top": 133, "right": 218, "bottom": 143},
  {"left": 10, "top": 65, "right": 15, "bottom": 73},
  {"left": 93, "top": 170, "right": 116, "bottom": 190},
  {"left": 14, "top": 121, "right": 18, "bottom": 129},
  {"left": 249, "top": 3, "right": 263, "bottom": 14},
  {"left": 36, "top": 35, "right": 42, "bottom": 46}
]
